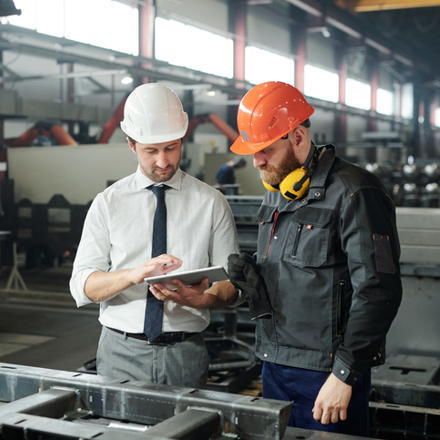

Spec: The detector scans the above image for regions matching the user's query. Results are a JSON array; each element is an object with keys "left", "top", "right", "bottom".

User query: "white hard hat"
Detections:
[{"left": 120, "top": 83, "right": 189, "bottom": 144}]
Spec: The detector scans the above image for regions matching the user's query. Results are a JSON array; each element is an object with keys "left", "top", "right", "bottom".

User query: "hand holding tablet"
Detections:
[{"left": 144, "top": 266, "right": 228, "bottom": 290}]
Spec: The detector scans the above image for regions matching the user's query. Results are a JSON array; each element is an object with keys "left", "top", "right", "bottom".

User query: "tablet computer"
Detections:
[{"left": 144, "top": 266, "right": 229, "bottom": 290}]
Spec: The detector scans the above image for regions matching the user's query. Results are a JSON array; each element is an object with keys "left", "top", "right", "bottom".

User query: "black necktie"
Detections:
[{"left": 144, "top": 185, "right": 168, "bottom": 340}]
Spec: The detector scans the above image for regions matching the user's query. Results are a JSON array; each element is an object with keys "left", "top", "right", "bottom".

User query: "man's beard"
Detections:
[{"left": 259, "top": 148, "right": 302, "bottom": 186}]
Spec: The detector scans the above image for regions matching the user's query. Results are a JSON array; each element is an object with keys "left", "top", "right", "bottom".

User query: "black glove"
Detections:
[{"left": 228, "top": 253, "right": 272, "bottom": 320}]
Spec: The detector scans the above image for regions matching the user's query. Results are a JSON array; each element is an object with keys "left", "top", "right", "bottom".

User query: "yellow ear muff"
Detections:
[
  {"left": 261, "top": 145, "right": 317, "bottom": 200},
  {"left": 262, "top": 180, "right": 280, "bottom": 192},
  {"left": 262, "top": 167, "right": 310, "bottom": 200},
  {"left": 279, "top": 167, "right": 310, "bottom": 200}
]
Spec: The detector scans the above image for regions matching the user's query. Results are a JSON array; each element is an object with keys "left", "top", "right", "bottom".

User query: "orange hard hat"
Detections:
[{"left": 231, "top": 81, "right": 315, "bottom": 155}]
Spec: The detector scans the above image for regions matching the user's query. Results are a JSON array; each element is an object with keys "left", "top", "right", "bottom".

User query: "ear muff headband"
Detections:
[{"left": 262, "top": 145, "right": 317, "bottom": 200}]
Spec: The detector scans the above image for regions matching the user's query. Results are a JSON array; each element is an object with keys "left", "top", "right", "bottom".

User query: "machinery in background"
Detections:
[
  {"left": 0, "top": 363, "right": 291, "bottom": 440},
  {"left": 365, "top": 161, "right": 440, "bottom": 208}
]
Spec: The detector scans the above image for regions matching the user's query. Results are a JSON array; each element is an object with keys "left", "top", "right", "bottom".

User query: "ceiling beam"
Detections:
[
  {"left": 286, "top": 0, "right": 415, "bottom": 66},
  {"left": 337, "top": 0, "right": 440, "bottom": 12},
  {"left": 0, "top": 25, "right": 252, "bottom": 96}
]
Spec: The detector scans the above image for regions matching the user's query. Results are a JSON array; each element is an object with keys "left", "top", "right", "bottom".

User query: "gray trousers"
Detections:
[{"left": 96, "top": 326, "right": 210, "bottom": 389}]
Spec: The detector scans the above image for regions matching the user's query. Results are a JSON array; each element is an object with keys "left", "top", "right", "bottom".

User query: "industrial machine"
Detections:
[{"left": 0, "top": 363, "right": 291, "bottom": 440}]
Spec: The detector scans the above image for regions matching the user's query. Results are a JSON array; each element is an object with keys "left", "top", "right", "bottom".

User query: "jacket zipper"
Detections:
[
  {"left": 337, "top": 280, "right": 345, "bottom": 341},
  {"left": 291, "top": 223, "right": 303, "bottom": 258},
  {"left": 265, "top": 211, "right": 279, "bottom": 259}
]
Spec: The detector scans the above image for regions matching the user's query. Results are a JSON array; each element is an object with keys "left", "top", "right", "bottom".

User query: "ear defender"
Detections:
[
  {"left": 262, "top": 145, "right": 317, "bottom": 201},
  {"left": 262, "top": 181, "right": 280, "bottom": 192},
  {"left": 279, "top": 167, "right": 311, "bottom": 200}
]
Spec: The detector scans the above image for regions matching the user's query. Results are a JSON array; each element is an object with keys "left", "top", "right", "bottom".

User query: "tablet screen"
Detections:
[{"left": 144, "top": 266, "right": 228, "bottom": 290}]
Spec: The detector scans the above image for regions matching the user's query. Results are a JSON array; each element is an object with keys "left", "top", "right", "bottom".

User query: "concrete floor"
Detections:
[{"left": 0, "top": 263, "right": 102, "bottom": 373}]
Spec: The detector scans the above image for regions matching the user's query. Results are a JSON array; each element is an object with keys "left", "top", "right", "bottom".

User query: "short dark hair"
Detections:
[
  {"left": 300, "top": 118, "right": 311, "bottom": 128},
  {"left": 128, "top": 137, "right": 136, "bottom": 145}
]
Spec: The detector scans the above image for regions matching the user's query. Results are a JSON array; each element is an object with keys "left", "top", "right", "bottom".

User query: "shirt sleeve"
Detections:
[
  {"left": 209, "top": 192, "right": 241, "bottom": 268},
  {"left": 69, "top": 195, "right": 111, "bottom": 307},
  {"left": 209, "top": 191, "right": 243, "bottom": 307},
  {"left": 334, "top": 187, "right": 402, "bottom": 385}
]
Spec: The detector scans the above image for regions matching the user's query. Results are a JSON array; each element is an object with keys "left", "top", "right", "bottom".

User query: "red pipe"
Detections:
[
  {"left": 50, "top": 125, "right": 78, "bottom": 145},
  {"left": 97, "top": 96, "right": 127, "bottom": 144},
  {"left": 183, "top": 113, "right": 239, "bottom": 143}
]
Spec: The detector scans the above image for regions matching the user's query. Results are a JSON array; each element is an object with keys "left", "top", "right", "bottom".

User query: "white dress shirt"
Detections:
[{"left": 70, "top": 166, "right": 240, "bottom": 333}]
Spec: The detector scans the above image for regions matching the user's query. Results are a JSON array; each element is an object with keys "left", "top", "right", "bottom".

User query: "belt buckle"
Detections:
[
  {"left": 147, "top": 336, "right": 168, "bottom": 346},
  {"left": 147, "top": 333, "right": 170, "bottom": 345},
  {"left": 147, "top": 332, "right": 183, "bottom": 345}
]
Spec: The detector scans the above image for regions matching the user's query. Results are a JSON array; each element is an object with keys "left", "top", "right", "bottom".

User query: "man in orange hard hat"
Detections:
[{"left": 228, "top": 81, "right": 402, "bottom": 435}]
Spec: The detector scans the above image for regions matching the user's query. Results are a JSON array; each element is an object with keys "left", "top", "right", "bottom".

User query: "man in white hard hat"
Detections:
[{"left": 70, "top": 83, "right": 240, "bottom": 388}]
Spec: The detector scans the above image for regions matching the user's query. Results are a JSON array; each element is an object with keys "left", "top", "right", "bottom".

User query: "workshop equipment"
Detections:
[{"left": 0, "top": 363, "right": 291, "bottom": 440}]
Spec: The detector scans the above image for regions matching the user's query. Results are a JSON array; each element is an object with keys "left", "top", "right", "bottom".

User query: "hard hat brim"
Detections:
[{"left": 230, "top": 135, "right": 273, "bottom": 155}]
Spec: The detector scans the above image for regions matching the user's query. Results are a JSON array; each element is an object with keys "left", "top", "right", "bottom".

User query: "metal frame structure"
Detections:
[{"left": 0, "top": 363, "right": 291, "bottom": 440}]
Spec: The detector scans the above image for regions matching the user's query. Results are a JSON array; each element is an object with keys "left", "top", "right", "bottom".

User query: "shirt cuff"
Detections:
[
  {"left": 332, "top": 356, "right": 361, "bottom": 386},
  {"left": 71, "top": 268, "right": 97, "bottom": 307},
  {"left": 227, "top": 288, "right": 246, "bottom": 308}
]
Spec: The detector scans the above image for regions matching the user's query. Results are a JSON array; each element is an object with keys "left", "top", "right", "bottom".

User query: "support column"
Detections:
[
  {"left": 290, "top": 6, "right": 307, "bottom": 91},
  {"left": 411, "top": 82, "right": 422, "bottom": 159},
  {"left": 229, "top": 0, "right": 246, "bottom": 83},
  {"left": 227, "top": 0, "right": 247, "bottom": 133},
  {"left": 425, "top": 91, "right": 436, "bottom": 158},
  {"left": 137, "top": 0, "right": 156, "bottom": 86},
  {"left": 335, "top": 43, "right": 348, "bottom": 157},
  {"left": 0, "top": 47, "right": 4, "bottom": 151},
  {"left": 367, "top": 54, "right": 378, "bottom": 163},
  {"left": 67, "top": 62, "right": 75, "bottom": 137}
]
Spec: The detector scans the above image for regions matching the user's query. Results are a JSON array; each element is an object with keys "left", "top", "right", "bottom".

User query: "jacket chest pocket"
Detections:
[
  {"left": 284, "top": 207, "right": 332, "bottom": 267},
  {"left": 256, "top": 205, "right": 278, "bottom": 261}
]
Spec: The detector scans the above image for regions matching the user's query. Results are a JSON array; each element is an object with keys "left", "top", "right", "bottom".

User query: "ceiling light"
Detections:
[
  {"left": 207, "top": 90, "right": 216, "bottom": 97},
  {"left": 321, "top": 28, "right": 331, "bottom": 38},
  {"left": 121, "top": 76, "right": 133, "bottom": 85}
]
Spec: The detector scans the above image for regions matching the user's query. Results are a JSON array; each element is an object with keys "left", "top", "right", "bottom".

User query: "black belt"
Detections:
[{"left": 106, "top": 327, "right": 199, "bottom": 345}]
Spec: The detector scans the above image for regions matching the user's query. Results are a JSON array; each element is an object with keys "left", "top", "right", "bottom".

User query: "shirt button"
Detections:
[
  {"left": 315, "top": 191, "right": 321, "bottom": 197},
  {"left": 264, "top": 353, "right": 268, "bottom": 358},
  {"left": 274, "top": 235, "right": 278, "bottom": 239},
  {"left": 301, "top": 199, "right": 307, "bottom": 204},
  {"left": 340, "top": 370, "right": 345, "bottom": 375}
]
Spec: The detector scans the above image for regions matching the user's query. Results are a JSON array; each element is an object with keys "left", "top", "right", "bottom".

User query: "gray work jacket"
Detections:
[{"left": 254, "top": 145, "right": 402, "bottom": 386}]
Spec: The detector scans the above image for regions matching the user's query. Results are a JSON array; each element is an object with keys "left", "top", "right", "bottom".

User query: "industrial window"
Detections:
[
  {"left": 4, "top": 0, "right": 139, "bottom": 55},
  {"left": 304, "top": 64, "right": 339, "bottom": 103},
  {"left": 435, "top": 108, "right": 440, "bottom": 127},
  {"left": 401, "top": 83, "right": 414, "bottom": 120},
  {"left": 346, "top": 78, "right": 371, "bottom": 111},
  {"left": 245, "top": 46, "right": 294, "bottom": 86},
  {"left": 155, "top": 17, "right": 234, "bottom": 79},
  {"left": 377, "top": 88, "right": 394, "bottom": 116}
]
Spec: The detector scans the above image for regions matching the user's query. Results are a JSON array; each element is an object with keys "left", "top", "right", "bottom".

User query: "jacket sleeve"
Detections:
[{"left": 333, "top": 187, "right": 402, "bottom": 385}]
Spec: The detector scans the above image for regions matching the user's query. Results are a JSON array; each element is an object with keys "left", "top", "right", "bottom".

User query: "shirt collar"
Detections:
[{"left": 134, "top": 165, "right": 184, "bottom": 191}]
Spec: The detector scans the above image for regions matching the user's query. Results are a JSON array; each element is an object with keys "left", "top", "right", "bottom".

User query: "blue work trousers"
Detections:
[{"left": 262, "top": 361, "right": 371, "bottom": 437}]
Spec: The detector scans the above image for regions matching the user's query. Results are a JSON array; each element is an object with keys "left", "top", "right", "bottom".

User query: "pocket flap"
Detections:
[
  {"left": 292, "top": 207, "right": 332, "bottom": 227},
  {"left": 256, "top": 204, "right": 278, "bottom": 223}
]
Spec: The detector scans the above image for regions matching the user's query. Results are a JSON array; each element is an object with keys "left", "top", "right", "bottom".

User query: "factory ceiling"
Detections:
[
  {"left": 336, "top": 0, "right": 440, "bottom": 12},
  {"left": 1, "top": 0, "right": 440, "bottom": 123},
  {"left": 333, "top": 0, "right": 440, "bottom": 85}
]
